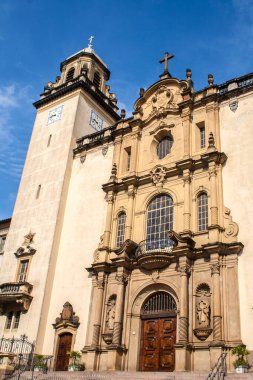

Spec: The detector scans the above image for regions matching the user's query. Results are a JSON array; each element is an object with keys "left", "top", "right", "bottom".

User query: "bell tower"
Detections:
[{"left": 0, "top": 38, "right": 120, "bottom": 350}]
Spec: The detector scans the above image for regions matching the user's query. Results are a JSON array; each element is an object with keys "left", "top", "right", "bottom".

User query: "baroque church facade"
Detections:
[{"left": 0, "top": 41, "right": 253, "bottom": 373}]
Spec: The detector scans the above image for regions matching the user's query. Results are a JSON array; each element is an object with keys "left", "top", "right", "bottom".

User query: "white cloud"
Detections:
[{"left": 0, "top": 83, "right": 33, "bottom": 179}]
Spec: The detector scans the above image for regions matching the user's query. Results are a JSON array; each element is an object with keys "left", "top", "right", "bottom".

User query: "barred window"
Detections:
[
  {"left": 146, "top": 194, "right": 173, "bottom": 248},
  {"left": 142, "top": 292, "right": 177, "bottom": 315},
  {"left": 17, "top": 260, "right": 29, "bottom": 283},
  {"left": 66, "top": 67, "right": 75, "bottom": 81},
  {"left": 116, "top": 213, "right": 126, "bottom": 248},
  {"left": 13, "top": 311, "right": 21, "bottom": 329},
  {"left": 5, "top": 312, "right": 13, "bottom": 330},
  {"left": 157, "top": 136, "right": 173, "bottom": 159},
  {"left": 200, "top": 127, "right": 206, "bottom": 148},
  {"left": 198, "top": 192, "right": 208, "bottom": 231}
]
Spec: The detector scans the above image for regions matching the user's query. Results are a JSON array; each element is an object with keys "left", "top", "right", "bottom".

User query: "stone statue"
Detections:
[
  {"left": 197, "top": 300, "right": 210, "bottom": 326},
  {"left": 106, "top": 298, "right": 116, "bottom": 330}
]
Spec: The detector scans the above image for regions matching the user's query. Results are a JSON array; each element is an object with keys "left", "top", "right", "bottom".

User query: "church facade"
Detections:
[{"left": 0, "top": 42, "right": 253, "bottom": 373}]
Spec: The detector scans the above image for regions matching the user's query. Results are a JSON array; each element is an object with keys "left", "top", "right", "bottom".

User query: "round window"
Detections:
[{"left": 157, "top": 136, "right": 173, "bottom": 159}]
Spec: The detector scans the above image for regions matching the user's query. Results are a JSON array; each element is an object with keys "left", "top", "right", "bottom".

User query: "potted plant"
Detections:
[
  {"left": 232, "top": 344, "right": 250, "bottom": 373},
  {"left": 33, "top": 354, "right": 47, "bottom": 372},
  {"left": 68, "top": 351, "right": 82, "bottom": 371}
]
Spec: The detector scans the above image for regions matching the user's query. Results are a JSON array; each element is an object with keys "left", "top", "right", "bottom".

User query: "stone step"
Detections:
[{"left": 20, "top": 371, "right": 253, "bottom": 380}]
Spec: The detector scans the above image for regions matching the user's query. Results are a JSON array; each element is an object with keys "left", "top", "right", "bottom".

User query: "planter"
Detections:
[
  {"left": 68, "top": 365, "right": 80, "bottom": 372},
  {"left": 235, "top": 366, "right": 248, "bottom": 374}
]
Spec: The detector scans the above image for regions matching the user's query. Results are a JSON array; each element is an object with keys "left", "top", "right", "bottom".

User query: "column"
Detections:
[
  {"left": 92, "top": 273, "right": 105, "bottom": 347},
  {"left": 209, "top": 163, "right": 218, "bottom": 225},
  {"left": 178, "top": 258, "right": 190, "bottom": 343},
  {"left": 183, "top": 170, "right": 191, "bottom": 231},
  {"left": 103, "top": 191, "right": 114, "bottom": 248},
  {"left": 182, "top": 111, "right": 191, "bottom": 158},
  {"left": 112, "top": 271, "right": 127, "bottom": 346},
  {"left": 125, "top": 186, "right": 135, "bottom": 240},
  {"left": 210, "top": 258, "right": 222, "bottom": 342}
]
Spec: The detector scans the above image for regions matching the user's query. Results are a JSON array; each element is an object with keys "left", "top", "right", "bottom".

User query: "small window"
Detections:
[
  {"left": 200, "top": 126, "right": 206, "bottom": 148},
  {"left": 36, "top": 184, "right": 41, "bottom": 199},
  {"left": 66, "top": 67, "right": 75, "bottom": 82},
  {"left": 125, "top": 147, "right": 131, "bottom": 171},
  {"left": 17, "top": 260, "right": 29, "bottom": 283},
  {"left": 93, "top": 71, "right": 101, "bottom": 88},
  {"left": 157, "top": 136, "right": 173, "bottom": 159},
  {"left": 0, "top": 236, "right": 6, "bottom": 253},
  {"left": 13, "top": 311, "right": 21, "bottom": 329},
  {"left": 116, "top": 213, "right": 126, "bottom": 248},
  {"left": 5, "top": 312, "right": 13, "bottom": 330},
  {"left": 197, "top": 193, "right": 208, "bottom": 231},
  {"left": 47, "top": 134, "right": 52, "bottom": 147}
]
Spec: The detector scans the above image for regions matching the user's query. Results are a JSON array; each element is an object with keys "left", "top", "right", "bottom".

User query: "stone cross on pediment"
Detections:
[{"left": 160, "top": 52, "right": 174, "bottom": 77}]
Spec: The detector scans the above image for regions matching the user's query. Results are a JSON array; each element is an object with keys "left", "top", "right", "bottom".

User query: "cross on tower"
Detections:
[{"left": 159, "top": 52, "right": 174, "bottom": 76}]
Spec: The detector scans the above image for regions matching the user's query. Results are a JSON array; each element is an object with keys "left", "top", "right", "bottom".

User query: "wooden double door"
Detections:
[
  {"left": 140, "top": 315, "right": 176, "bottom": 372},
  {"left": 55, "top": 333, "right": 72, "bottom": 371}
]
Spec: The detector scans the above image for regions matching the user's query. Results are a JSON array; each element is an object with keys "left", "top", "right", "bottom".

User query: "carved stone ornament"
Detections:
[
  {"left": 229, "top": 99, "right": 238, "bottom": 112},
  {"left": 14, "top": 232, "right": 36, "bottom": 258},
  {"left": 223, "top": 207, "right": 239, "bottom": 239},
  {"left": 80, "top": 155, "right": 86, "bottom": 164},
  {"left": 105, "top": 295, "right": 116, "bottom": 332},
  {"left": 150, "top": 166, "right": 166, "bottom": 186},
  {"left": 102, "top": 145, "right": 108, "bottom": 156},
  {"left": 53, "top": 301, "right": 80, "bottom": 329},
  {"left": 151, "top": 85, "right": 177, "bottom": 115}
]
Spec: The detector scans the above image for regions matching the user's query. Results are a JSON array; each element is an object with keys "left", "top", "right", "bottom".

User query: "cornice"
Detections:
[
  {"left": 33, "top": 75, "right": 120, "bottom": 121},
  {"left": 101, "top": 151, "right": 227, "bottom": 194}
]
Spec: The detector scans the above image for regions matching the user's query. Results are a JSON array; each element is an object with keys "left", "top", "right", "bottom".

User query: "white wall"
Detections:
[{"left": 220, "top": 93, "right": 253, "bottom": 349}]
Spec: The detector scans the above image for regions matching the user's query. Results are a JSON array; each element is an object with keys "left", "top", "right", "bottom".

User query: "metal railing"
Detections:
[
  {"left": 0, "top": 282, "right": 32, "bottom": 295},
  {"left": 135, "top": 238, "right": 174, "bottom": 257},
  {"left": 206, "top": 352, "right": 227, "bottom": 380}
]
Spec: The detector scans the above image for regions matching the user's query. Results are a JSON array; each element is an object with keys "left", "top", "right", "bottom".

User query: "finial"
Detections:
[
  {"left": 109, "top": 163, "right": 117, "bottom": 181},
  {"left": 120, "top": 109, "right": 126, "bottom": 119},
  {"left": 88, "top": 35, "right": 94, "bottom": 49},
  {"left": 208, "top": 132, "right": 215, "bottom": 148},
  {"left": 139, "top": 88, "right": 145, "bottom": 97},
  {"left": 186, "top": 68, "right": 192, "bottom": 80},
  {"left": 208, "top": 74, "right": 214, "bottom": 86}
]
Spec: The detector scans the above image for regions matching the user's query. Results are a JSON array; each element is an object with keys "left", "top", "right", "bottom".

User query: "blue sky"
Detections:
[{"left": 0, "top": 0, "right": 252, "bottom": 219}]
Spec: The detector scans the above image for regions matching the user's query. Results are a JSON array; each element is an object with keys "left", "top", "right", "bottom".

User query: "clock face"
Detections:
[
  {"left": 47, "top": 105, "right": 64, "bottom": 125},
  {"left": 90, "top": 110, "right": 103, "bottom": 131}
]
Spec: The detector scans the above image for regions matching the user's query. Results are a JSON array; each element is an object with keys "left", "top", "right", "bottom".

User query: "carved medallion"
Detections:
[{"left": 150, "top": 166, "right": 166, "bottom": 186}]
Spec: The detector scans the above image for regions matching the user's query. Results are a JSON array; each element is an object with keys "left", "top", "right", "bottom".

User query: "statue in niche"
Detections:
[
  {"left": 106, "top": 297, "right": 116, "bottom": 330},
  {"left": 196, "top": 299, "right": 210, "bottom": 326}
]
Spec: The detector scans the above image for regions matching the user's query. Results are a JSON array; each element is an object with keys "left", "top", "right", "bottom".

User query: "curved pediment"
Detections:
[{"left": 134, "top": 77, "right": 190, "bottom": 122}]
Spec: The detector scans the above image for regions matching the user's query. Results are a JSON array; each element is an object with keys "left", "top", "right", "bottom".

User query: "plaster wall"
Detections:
[
  {"left": 0, "top": 93, "right": 80, "bottom": 341},
  {"left": 219, "top": 93, "right": 253, "bottom": 349},
  {"left": 41, "top": 144, "right": 113, "bottom": 355}
]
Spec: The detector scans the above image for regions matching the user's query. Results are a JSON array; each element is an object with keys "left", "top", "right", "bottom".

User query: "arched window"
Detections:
[
  {"left": 116, "top": 212, "right": 126, "bottom": 248},
  {"left": 197, "top": 192, "right": 208, "bottom": 231},
  {"left": 146, "top": 194, "right": 173, "bottom": 248},
  {"left": 93, "top": 71, "right": 101, "bottom": 88},
  {"left": 66, "top": 67, "right": 75, "bottom": 81},
  {"left": 142, "top": 292, "right": 177, "bottom": 315},
  {"left": 157, "top": 135, "right": 173, "bottom": 159}
]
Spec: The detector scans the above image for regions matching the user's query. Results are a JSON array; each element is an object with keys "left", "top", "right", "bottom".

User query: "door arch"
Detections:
[
  {"left": 139, "top": 291, "right": 177, "bottom": 372},
  {"left": 55, "top": 332, "right": 73, "bottom": 371}
]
